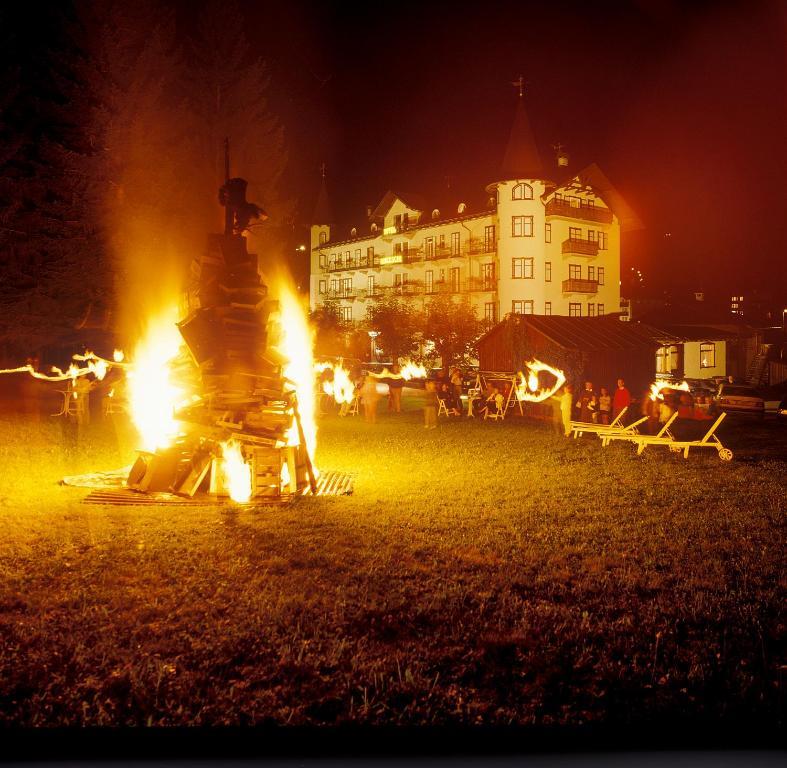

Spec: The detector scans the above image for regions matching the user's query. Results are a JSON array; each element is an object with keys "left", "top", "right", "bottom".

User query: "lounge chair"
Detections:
[
  {"left": 630, "top": 412, "right": 732, "bottom": 460},
  {"left": 570, "top": 406, "right": 629, "bottom": 438},
  {"left": 601, "top": 412, "right": 677, "bottom": 448}
]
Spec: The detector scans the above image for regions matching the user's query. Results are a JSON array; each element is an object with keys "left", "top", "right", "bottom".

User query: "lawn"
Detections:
[{"left": 0, "top": 394, "right": 785, "bottom": 734}]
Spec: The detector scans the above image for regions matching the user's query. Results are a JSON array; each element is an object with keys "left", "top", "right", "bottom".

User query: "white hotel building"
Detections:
[{"left": 309, "top": 95, "right": 641, "bottom": 325}]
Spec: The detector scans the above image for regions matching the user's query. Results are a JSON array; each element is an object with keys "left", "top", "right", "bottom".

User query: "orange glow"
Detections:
[
  {"left": 315, "top": 361, "right": 355, "bottom": 404},
  {"left": 220, "top": 440, "right": 252, "bottom": 503},
  {"left": 649, "top": 380, "right": 690, "bottom": 401}
]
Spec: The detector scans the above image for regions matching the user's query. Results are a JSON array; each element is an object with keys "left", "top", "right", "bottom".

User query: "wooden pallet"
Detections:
[{"left": 82, "top": 470, "right": 354, "bottom": 506}]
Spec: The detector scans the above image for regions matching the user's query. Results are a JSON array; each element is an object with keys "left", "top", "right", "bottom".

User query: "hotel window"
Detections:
[
  {"left": 597, "top": 266, "right": 605, "bottom": 285},
  {"left": 523, "top": 299, "right": 534, "bottom": 315},
  {"left": 451, "top": 232, "right": 460, "bottom": 255},
  {"left": 598, "top": 232, "right": 608, "bottom": 250},
  {"left": 569, "top": 303, "right": 582, "bottom": 317},
  {"left": 330, "top": 279, "right": 337, "bottom": 293},
  {"left": 319, "top": 253, "right": 326, "bottom": 268},
  {"left": 569, "top": 264, "right": 581, "bottom": 280},
  {"left": 588, "top": 266, "right": 595, "bottom": 281},
  {"left": 393, "top": 214, "right": 402, "bottom": 230},
  {"left": 656, "top": 346, "right": 677, "bottom": 374},
  {"left": 318, "top": 280, "right": 326, "bottom": 294},
  {"left": 588, "top": 303, "right": 596, "bottom": 317},
  {"left": 394, "top": 242, "right": 402, "bottom": 255},
  {"left": 545, "top": 261, "right": 552, "bottom": 282},
  {"left": 545, "top": 223, "right": 551, "bottom": 243},
  {"left": 395, "top": 273, "right": 404, "bottom": 292},
  {"left": 597, "top": 304, "right": 605, "bottom": 315},
  {"left": 484, "top": 303, "right": 497, "bottom": 324},
  {"left": 588, "top": 230, "right": 597, "bottom": 243},
  {"left": 439, "top": 234, "right": 445, "bottom": 250},
  {"left": 425, "top": 237, "right": 435, "bottom": 258},
  {"left": 345, "top": 250, "right": 350, "bottom": 264},
  {"left": 569, "top": 226, "right": 582, "bottom": 240},
  {"left": 511, "top": 183, "right": 533, "bottom": 200},
  {"left": 333, "top": 252, "right": 340, "bottom": 267},
  {"left": 450, "top": 267, "right": 460, "bottom": 292},
  {"left": 512, "top": 258, "right": 524, "bottom": 278},
  {"left": 367, "top": 275, "right": 375, "bottom": 295},
  {"left": 700, "top": 342, "right": 716, "bottom": 368},
  {"left": 341, "top": 277, "right": 352, "bottom": 296},
  {"left": 425, "top": 270, "right": 434, "bottom": 293},
  {"left": 512, "top": 215, "right": 534, "bottom": 237},
  {"left": 340, "top": 306, "right": 352, "bottom": 322},
  {"left": 402, "top": 212, "right": 409, "bottom": 229},
  {"left": 544, "top": 301, "right": 552, "bottom": 315},
  {"left": 484, "top": 225, "right": 496, "bottom": 252},
  {"left": 319, "top": 232, "right": 327, "bottom": 244},
  {"left": 354, "top": 248, "right": 361, "bottom": 264},
  {"left": 367, "top": 246, "right": 375, "bottom": 264},
  {"left": 512, "top": 300, "right": 524, "bottom": 315}
]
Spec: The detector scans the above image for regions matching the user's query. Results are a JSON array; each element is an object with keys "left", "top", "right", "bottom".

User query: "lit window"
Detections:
[
  {"left": 511, "top": 183, "right": 533, "bottom": 200},
  {"left": 700, "top": 342, "right": 716, "bottom": 368},
  {"left": 319, "top": 232, "right": 328, "bottom": 245},
  {"left": 512, "top": 216, "right": 534, "bottom": 237},
  {"left": 569, "top": 303, "right": 581, "bottom": 317},
  {"left": 319, "top": 254, "right": 326, "bottom": 268}
]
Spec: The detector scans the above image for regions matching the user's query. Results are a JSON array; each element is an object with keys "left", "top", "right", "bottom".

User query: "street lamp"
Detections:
[{"left": 368, "top": 330, "right": 380, "bottom": 362}]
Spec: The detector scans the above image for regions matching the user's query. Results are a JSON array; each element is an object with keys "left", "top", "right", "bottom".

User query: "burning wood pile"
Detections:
[{"left": 126, "top": 177, "right": 316, "bottom": 502}]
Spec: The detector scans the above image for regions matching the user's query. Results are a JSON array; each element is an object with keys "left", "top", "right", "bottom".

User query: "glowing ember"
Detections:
[
  {"left": 315, "top": 361, "right": 355, "bottom": 404},
  {"left": 220, "top": 440, "right": 251, "bottom": 503},
  {"left": 126, "top": 308, "right": 184, "bottom": 451},
  {"left": 399, "top": 360, "right": 427, "bottom": 380},
  {"left": 276, "top": 283, "right": 318, "bottom": 464},
  {"left": 515, "top": 359, "right": 566, "bottom": 403},
  {"left": 0, "top": 350, "right": 118, "bottom": 383},
  {"left": 649, "top": 380, "right": 690, "bottom": 401}
]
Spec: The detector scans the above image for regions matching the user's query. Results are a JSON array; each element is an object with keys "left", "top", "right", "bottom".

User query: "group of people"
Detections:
[{"left": 554, "top": 378, "right": 632, "bottom": 437}]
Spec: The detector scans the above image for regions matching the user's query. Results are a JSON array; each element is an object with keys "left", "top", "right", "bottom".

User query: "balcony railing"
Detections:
[
  {"left": 561, "top": 238, "right": 599, "bottom": 257},
  {"left": 325, "top": 289, "right": 358, "bottom": 300},
  {"left": 467, "top": 239, "right": 496, "bottom": 255},
  {"left": 562, "top": 278, "right": 599, "bottom": 294},
  {"left": 546, "top": 199, "right": 613, "bottom": 224},
  {"left": 466, "top": 276, "right": 497, "bottom": 292},
  {"left": 323, "top": 256, "right": 381, "bottom": 272}
]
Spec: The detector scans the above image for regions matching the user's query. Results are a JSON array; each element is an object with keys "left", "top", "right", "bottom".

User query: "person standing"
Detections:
[
  {"left": 387, "top": 364, "right": 404, "bottom": 413},
  {"left": 423, "top": 380, "right": 438, "bottom": 429},
  {"left": 450, "top": 368, "right": 463, "bottom": 411},
  {"left": 612, "top": 378, "right": 631, "bottom": 421},
  {"left": 576, "top": 381, "right": 597, "bottom": 423},
  {"left": 559, "top": 384, "right": 574, "bottom": 437},
  {"left": 597, "top": 386, "right": 612, "bottom": 425},
  {"left": 360, "top": 374, "right": 380, "bottom": 424}
]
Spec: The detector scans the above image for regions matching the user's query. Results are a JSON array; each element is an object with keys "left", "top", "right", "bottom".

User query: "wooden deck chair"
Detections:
[
  {"left": 600, "top": 412, "right": 674, "bottom": 448},
  {"left": 437, "top": 398, "right": 450, "bottom": 418},
  {"left": 632, "top": 412, "right": 732, "bottom": 460},
  {"left": 571, "top": 406, "right": 629, "bottom": 438},
  {"left": 619, "top": 411, "right": 679, "bottom": 453},
  {"left": 340, "top": 395, "right": 359, "bottom": 417}
]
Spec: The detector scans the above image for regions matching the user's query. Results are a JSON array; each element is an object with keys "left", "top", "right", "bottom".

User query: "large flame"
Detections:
[
  {"left": 315, "top": 361, "right": 355, "bottom": 404},
  {"left": 220, "top": 440, "right": 251, "bottom": 503},
  {"left": 276, "top": 283, "right": 318, "bottom": 464},
  {"left": 649, "top": 380, "right": 690, "bottom": 401},
  {"left": 515, "top": 359, "right": 566, "bottom": 403},
  {"left": 126, "top": 308, "right": 184, "bottom": 451},
  {"left": 369, "top": 359, "right": 427, "bottom": 381}
]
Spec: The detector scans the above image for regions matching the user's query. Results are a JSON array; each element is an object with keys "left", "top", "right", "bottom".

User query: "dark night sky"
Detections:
[{"left": 246, "top": 0, "right": 787, "bottom": 300}]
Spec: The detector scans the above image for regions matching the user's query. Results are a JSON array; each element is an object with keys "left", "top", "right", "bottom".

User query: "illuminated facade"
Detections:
[{"left": 309, "top": 96, "right": 640, "bottom": 325}]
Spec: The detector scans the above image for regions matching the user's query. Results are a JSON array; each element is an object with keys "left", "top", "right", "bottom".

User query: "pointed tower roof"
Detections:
[
  {"left": 498, "top": 92, "right": 546, "bottom": 182},
  {"left": 312, "top": 165, "right": 333, "bottom": 225}
]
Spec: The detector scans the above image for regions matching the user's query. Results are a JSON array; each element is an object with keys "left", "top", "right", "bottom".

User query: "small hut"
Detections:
[{"left": 478, "top": 315, "right": 677, "bottom": 396}]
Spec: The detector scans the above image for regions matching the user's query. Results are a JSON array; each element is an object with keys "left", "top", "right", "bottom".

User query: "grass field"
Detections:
[{"left": 0, "top": 393, "right": 785, "bottom": 732}]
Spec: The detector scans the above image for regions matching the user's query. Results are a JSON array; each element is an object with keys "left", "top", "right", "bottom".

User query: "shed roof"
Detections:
[{"left": 479, "top": 315, "right": 680, "bottom": 352}]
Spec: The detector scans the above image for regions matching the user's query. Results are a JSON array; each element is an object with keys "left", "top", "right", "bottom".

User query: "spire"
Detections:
[
  {"left": 312, "top": 163, "right": 333, "bottom": 225},
  {"left": 498, "top": 80, "right": 545, "bottom": 181}
]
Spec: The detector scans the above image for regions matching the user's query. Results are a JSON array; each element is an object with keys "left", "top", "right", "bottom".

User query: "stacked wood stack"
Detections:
[{"left": 126, "top": 179, "right": 316, "bottom": 501}]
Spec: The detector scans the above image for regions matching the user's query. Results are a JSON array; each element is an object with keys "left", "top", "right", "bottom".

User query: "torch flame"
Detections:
[
  {"left": 515, "top": 359, "right": 566, "bottom": 403},
  {"left": 315, "top": 361, "right": 355, "bottom": 404},
  {"left": 220, "top": 440, "right": 251, "bottom": 503},
  {"left": 649, "top": 380, "right": 690, "bottom": 401}
]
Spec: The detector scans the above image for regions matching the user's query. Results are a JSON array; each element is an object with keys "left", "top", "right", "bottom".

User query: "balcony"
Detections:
[
  {"left": 325, "top": 289, "right": 358, "bottom": 300},
  {"left": 324, "top": 256, "right": 380, "bottom": 272},
  {"left": 467, "top": 239, "right": 496, "bottom": 256},
  {"left": 466, "top": 276, "right": 497, "bottom": 293},
  {"left": 561, "top": 238, "right": 599, "bottom": 257},
  {"left": 562, "top": 278, "right": 599, "bottom": 295},
  {"left": 546, "top": 199, "right": 613, "bottom": 224}
]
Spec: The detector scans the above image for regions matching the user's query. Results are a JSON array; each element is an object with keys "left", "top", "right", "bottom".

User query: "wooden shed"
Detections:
[{"left": 477, "top": 316, "right": 676, "bottom": 397}]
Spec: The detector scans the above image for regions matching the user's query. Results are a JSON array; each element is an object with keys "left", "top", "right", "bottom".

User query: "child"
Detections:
[
  {"left": 597, "top": 386, "right": 611, "bottom": 425},
  {"left": 424, "top": 380, "right": 438, "bottom": 429}
]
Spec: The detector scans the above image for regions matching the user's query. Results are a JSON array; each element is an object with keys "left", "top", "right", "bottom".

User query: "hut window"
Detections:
[{"left": 700, "top": 342, "right": 716, "bottom": 368}]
